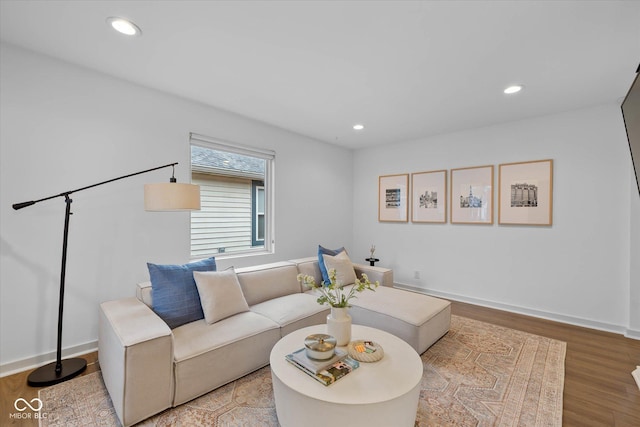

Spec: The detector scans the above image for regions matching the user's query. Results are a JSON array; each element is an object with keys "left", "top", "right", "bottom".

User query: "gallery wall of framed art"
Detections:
[{"left": 378, "top": 159, "right": 552, "bottom": 226}]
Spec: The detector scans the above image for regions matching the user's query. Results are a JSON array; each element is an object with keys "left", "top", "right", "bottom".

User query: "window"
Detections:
[{"left": 190, "top": 133, "right": 274, "bottom": 258}]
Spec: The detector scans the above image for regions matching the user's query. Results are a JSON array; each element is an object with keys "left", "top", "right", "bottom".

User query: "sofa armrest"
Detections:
[
  {"left": 99, "top": 297, "right": 173, "bottom": 427},
  {"left": 352, "top": 263, "right": 394, "bottom": 287}
]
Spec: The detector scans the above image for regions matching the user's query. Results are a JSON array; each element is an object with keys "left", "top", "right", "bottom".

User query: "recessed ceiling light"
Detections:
[
  {"left": 106, "top": 17, "right": 142, "bottom": 36},
  {"left": 353, "top": 124, "right": 364, "bottom": 130},
  {"left": 504, "top": 85, "right": 523, "bottom": 94}
]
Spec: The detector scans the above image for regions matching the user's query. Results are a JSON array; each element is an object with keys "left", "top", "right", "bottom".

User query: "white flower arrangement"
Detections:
[{"left": 297, "top": 268, "right": 379, "bottom": 308}]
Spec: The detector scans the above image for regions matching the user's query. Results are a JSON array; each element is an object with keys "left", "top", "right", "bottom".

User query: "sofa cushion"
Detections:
[
  {"left": 236, "top": 262, "right": 301, "bottom": 306},
  {"left": 194, "top": 268, "right": 249, "bottom": 324},
  {"left": 322, "top": 250, "right": 357, "bottom": 286},
  {"left": 171, "top": 311, "right": 281, "bottom": 405},
  {"left": 290, "top": 257, "right": 323, "bottom": 288},
  {"left": 347, "top": 285, "right": 451, "bottom": 354},
  {"left": 147, "top": 257, "right": 216, "bottom": 329},
  {"left": 348, "top": 285, "right": 450, "bottom": 326},
  {"left": 317, "top": 245, "right": 345, "bottom": 283},
  {"left": 250, "top": 293, "right": 329, "bottom": 335},
  {"left": 172, "top": 311, "right": 279, "bottom": 363}
]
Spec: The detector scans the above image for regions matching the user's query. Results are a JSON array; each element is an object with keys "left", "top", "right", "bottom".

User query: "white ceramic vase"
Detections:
[{"left": 327, "top": 306, "right": 352, "bottom": 346}]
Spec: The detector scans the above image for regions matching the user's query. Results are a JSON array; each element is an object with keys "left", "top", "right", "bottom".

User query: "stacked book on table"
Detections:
[{"left": 285, "top": 348, "right": 359, "bottom": 386}]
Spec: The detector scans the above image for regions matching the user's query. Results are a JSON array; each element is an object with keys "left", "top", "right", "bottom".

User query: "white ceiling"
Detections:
[{"left": 1, "top": 1, "right": 639, "bottom": 149}]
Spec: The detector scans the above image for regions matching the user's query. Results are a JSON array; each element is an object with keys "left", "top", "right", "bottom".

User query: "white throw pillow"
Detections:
[
  {"left": 194, "top": 268, "right": 249, "bottom": 324},
  {"left": 322, "top": 251, "right": 357, "bottom": 286}
]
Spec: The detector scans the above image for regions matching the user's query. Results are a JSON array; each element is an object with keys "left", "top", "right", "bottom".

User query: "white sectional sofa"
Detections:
[{"left": 98, "top": 256, "right": 451, "bottom": 426}]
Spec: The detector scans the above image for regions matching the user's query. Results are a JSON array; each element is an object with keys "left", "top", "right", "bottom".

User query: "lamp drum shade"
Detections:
[{"left": 144, "top": 182, "right": 201, "bottom": 211}]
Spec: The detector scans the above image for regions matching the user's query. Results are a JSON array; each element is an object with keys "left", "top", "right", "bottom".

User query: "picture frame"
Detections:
[
  {"left": 498, "top": 159, "right": 553, "bottom": 225},
  {"left": 378, "top": 174, "right": 409, "bottom": 222},
  {"left": 450, "top": 165, "right": 494, "bottom": 224},
  {"left": 411, "top": 170, "right": 447, "bottom": 223}
]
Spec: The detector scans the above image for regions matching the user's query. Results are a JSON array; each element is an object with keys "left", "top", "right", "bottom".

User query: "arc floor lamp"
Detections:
[{"left": 12, "top": 162, "right": 200, "bottom": 386}]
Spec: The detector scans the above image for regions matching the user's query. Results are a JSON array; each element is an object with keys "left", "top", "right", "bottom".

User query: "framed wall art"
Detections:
[
  {"left": 411, "top": 170, "right": 447, "bottom": 223},
  {"left": 498, "top": 159, "right": 553, "bottom": 225},
  {"left": 450, "top": 165, "right": 494, "bottom": 224},
  {"left": 378, "top": 174, "right": 408, "bottom": 222}
]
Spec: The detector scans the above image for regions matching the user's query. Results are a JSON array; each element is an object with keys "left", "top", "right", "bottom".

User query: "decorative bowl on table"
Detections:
[{"left": 347, "top": 340, "right": 384, "bottom": 362}]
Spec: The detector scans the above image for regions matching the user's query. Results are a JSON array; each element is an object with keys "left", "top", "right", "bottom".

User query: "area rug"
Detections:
[{"left": 39, "top": 315, "right": 566, "bottom": 426}]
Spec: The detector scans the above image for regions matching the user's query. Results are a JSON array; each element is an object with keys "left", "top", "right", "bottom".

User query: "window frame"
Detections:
[
  {"left": 190, "top": 133, "right": 275, "bottom": 259},
  {"left": 251, "top": 180, "right": 265, "bottom": 247}
]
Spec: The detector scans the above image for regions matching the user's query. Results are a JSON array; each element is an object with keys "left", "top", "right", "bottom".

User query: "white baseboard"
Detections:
[
  {"left": 394, "top": 282, "right": 638, "bottom": 339},
  {"left": 0, "top": 340, "right": 98, "bottom": 378},
  {"left": 626, "top": 329, "right": 640, "bottom": 340}
]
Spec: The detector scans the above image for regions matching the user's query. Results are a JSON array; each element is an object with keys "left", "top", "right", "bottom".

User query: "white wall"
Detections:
[
  {"left": 0, "top": 44, "right": 353, "bottom": 373},
  {"left": 353, "top": 105, "right": 638, "bottom": 335},
  {"left": 630, "top": 172, "right": 640, "bottom": 338}
]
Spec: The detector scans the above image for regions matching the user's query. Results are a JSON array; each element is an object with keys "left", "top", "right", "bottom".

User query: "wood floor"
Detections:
[{"left": 1, "top": 301, "right": 639, "bottom": 426}]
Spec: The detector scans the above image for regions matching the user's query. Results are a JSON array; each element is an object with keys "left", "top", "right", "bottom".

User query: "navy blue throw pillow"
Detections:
[
  {"left": 148, "top": 257, "right": 217, "bottom": 329},
  {"left": 317, "top": 245, "right": 345, "bottom": 284}
]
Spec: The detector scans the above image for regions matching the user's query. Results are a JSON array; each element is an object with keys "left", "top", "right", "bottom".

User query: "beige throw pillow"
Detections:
[
  {"left": 194, "top": 268, "right": 249, "bottom": 324},
  {"left": 322, "top": 251, "right": 357, "bottom": 286}
]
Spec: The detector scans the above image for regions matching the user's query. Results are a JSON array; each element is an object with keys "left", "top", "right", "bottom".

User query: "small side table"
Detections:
[{"left": 365, "top": 257, "right": 379, "bottom": 266}]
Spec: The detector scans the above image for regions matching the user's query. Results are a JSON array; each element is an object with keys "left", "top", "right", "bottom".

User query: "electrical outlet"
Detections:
[{"left": 414, "top": 270, "right": 420, "bottom": 279}]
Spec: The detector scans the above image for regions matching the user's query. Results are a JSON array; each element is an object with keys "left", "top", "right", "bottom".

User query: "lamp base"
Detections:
[{"left": 27, "top": 358, "right": 87, "bottom": 387}]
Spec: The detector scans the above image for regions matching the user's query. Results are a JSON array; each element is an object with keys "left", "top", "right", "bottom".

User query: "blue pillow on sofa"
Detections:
[
  {"left": 317, "top": 245, "right": 345, "bottom": 284},
  {"left": 148, "top": 257, "right": 217, "bottom": 329}
]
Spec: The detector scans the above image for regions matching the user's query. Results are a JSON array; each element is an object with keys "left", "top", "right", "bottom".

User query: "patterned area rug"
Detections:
[{"left": 39, "top": 315, "right": 565, "bottom": 426}]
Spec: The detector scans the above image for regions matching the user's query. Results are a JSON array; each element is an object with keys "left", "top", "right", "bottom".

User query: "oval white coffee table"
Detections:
[{"left": 270, "top": 324, "right": 423, "bottom": 427}]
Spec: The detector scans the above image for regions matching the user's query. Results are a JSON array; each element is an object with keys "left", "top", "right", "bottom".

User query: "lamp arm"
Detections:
[
  {"left": 12, "top": 162, "right": 179, "bottom": 210},
  {"left": 12, "top": 161, "right": 182, "bottom": 386}
]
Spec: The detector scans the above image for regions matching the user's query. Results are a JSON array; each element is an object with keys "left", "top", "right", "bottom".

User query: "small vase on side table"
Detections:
[{"left": 327, "top": 307, "right": 352, "bottom": 346}]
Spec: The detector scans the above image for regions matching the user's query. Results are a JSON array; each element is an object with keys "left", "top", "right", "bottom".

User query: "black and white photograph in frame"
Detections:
[
  {"left": 378, "top": 174, "right": 408, "bottom": 222},
  {"left": 411, "top": 170, "right": 447, "bottom": 223},
  {"left": 498, "top": 159, "right": 553, "bottom": 225},
  {"left": 386, "top": 188, "right": 401, "bottom": 208},
  {"left": 450, "top": 165, "right": 494, "bottom": 224}
]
